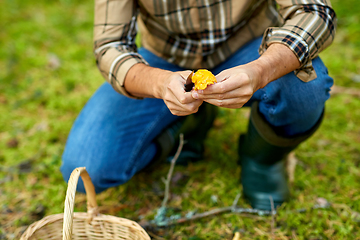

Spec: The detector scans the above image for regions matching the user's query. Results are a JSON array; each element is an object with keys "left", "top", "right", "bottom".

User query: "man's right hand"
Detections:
[
  {"left": 124, "top": 64, "right": 202, "bottom": 116},
  {"left": 160, "top": 70, "right": 203, "bottom": 116}
]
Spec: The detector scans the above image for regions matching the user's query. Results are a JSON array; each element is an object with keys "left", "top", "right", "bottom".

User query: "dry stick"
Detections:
[
  {"left": 232, "top": 193, "right": 242, "bottom": 209},
  {"left": 331, "top": 85, "right": 360, "bottom": 98},
  {"left": 143, "top": 205, "right": 333, "bottom": 232},
  {"left": 152, "top": 134, "right": 335, "bottom": 228},
  {"left": 269, "top": 196, "right": 275, "bottom": 239},
  {"left": 161, "top": 133, "right": 184, "bottom": 208},
  {"left": 147, "top": 231, "right": 166, "bottom": 240},
  {"left": 170, "top": 206, "right": 234, "bottom": 224},
  {"left": 146, "top": 198, "right": 332, "bottom": 228},
  {"left": 153, "top": 198, "right": 272, "bottom": 227}
]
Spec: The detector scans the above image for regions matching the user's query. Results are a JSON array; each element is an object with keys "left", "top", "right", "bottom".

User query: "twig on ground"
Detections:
[
  {"left": 146, "top": 197, "right": 333, "bottom": 228},
  {"left": 171, "top": 206, "right": 234, "bottom": 225},
  {"left": 161, "top": 133, "right": 184, "bottom": 208},
  {"left": 286, "top": 151, "right": 298, "bottom": 183},
  {"left": 149, "top": 194, "right": 274, "bottom": 228},
  {"left": 153, "top": 134, "right": 185, "bottom": 226},
  {"left": 232, "top": 193, "right": 241, "bottom": 209},
  {"left": 269, "top": 196, "right": 275, "bottom": 240},
  {"left": 147, "top": 231, "right": 166, "bottom": 240},
  {"left": 149, "top": 134, "right": 333, "bottom": 230},
  {"left": 331, "top": 85, "right": 360, "bottom": 98},
  {"left": 292, "top": 230, "right": 299, "bottom": 240}
]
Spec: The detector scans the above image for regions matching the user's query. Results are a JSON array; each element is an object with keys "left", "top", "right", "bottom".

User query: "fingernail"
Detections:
[{"left": 192, "top": 91, "right": 198, "bottom": 99}]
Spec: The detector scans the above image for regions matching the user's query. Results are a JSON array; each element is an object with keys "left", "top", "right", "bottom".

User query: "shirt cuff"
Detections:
[
  {"left": 96, "top": 44, "right": 149, "bottom": 99},
  {"left": 259, "top": 27, "right": 317, "bottom": 82},
  {"left": 109, "top": 52, "right": 148, "bottom": 99}
]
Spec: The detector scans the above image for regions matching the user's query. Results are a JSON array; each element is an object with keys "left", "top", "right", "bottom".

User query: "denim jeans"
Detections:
[{"left": 61, "top": 37, "right": 333, "bottom": 193}]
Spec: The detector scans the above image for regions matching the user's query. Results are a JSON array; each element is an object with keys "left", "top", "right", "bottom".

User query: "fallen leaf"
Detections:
[
  {"left": 212, "top": 119, "right": 224, "bottom": 128},
  {"left": 315, "top": 197, "right": 331, "bottom": 208},
  {"left": 351, "top": 74, "right": 360, "bottom": 83},
  {"left": 211, "top": 195, "right": 218, "bottom": 204},
  {"left": 30, "top": 204, "right": 46, "bottom": 220},
  {"left": 27, "top": 121, "right": 48, "bottom": 136},
  {"left": 0, "top": 95, "right": 7, "bottom": 104},
  {"left": 253, "top": 227, "right": 266, "bottom": 236},
  {"left": 136, "top": 207, "right": 151, "bottom": 216},
  {"left": 17, "top": 159, "right": 34, "bottom": 173},
  {"left": 98, "top": 204, "right": 128, "bottom": 215},
  {"left": 6, "top": 138, "right": 18, "bottom": 148},
  {"left": 152, "top": 181, "right": 163, "bottom": 196},
  {"left": 171, "top": 171, "right": 189, "bottom": 186},
  {"left": 47, "top": 53, "right": 61, "bottom": 70},
  {"left": 232, "top": 232, "right": 241, "bottom": 240}
]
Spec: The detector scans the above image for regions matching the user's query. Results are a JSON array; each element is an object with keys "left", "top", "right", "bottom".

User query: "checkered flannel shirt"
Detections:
[{"left": 94, "top": 0, "right": 336, "bottom": 98}]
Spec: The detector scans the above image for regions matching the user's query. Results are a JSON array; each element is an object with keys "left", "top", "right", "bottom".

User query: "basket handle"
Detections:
[{"left": 62, "top": 167, "right": 98, "bottom": 240}]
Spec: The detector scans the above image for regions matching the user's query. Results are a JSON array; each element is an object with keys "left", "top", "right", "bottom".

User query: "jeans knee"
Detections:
[
  {"left": 60, "top": 160, "right": 110, "bottom": 194},
  {"left": 259, "top": 59, "right": 333, "bottom": 136},
  {"left": 61, "top": 148, "right": 109, "bottom": 194}
]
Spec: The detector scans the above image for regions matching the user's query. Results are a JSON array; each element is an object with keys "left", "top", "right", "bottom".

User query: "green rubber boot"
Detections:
[
  {"left": 239, "top": 102, "right": 323, "bottom": 210},
  {"left": 153, "top": 102, "right": 217, "bottom": 167}
]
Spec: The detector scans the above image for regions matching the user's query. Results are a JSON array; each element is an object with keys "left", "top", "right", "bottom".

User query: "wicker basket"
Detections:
[{"left": 20, "top": 167, "right": 151, "bottom": 240}]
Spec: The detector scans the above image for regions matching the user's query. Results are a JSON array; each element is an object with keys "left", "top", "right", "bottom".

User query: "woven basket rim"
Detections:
[
  {"left": 20, "top": 167, "right": 151, "bottom": 240},
  {"left": 21, "top": 212, "right": 150, "bottom": 240}
]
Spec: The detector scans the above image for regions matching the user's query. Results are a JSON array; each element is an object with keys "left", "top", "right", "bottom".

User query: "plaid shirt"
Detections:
[{"left": 94, "top": 0, "right": 336, "bottom": 98}]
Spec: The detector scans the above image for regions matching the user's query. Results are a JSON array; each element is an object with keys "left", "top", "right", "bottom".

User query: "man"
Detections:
[{"left": 61, "top": 0, "right": 336, "bottom": 210}]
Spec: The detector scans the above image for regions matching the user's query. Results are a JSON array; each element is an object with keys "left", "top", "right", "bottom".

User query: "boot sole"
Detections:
[{"left": 244, "top": 193, "right": 287, "bottom": 211}]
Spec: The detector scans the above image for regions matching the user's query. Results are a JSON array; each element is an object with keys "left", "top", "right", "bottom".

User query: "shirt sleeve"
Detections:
[
  {"left": 259, "top": 0, "right": 337, "bottom": 82},
  {"left": 93, "top": 0, "right": 148, "bottom": 99}
]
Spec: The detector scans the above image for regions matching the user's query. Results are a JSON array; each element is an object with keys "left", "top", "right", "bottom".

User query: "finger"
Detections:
[
  {"left": 193, "top": 84, "right": 253, "bottom": 100},
  {"left": 215, "top": 70, "right": 248, "bottom": 83},
  {"left": 167, "top": 105, "right": 199, "bottom": 116},
  {"left": 204, "top": 100, "right": 245, "bottom": 109},
  {"left": 166, "top": 80, "right": 198, "bottom": 104},
  {"left": 192, "top": 88, "right": 241, "bottom": 100},
  {"left": 202, "top": 71, "right": 252, "bottom": 95},
  {"left": 170, "top": 110, "right": 195, "bottom": 116},
  {"left": 203, "top": 97, "right": 248, "bottom": 108},
  {"left": 173, "top": 91, "right": 199, "bottom": 104},
  {"left": 167, "top": 92, "right": 203, "bottom": 109},
  {"left": 179, "top": 70, "right": 194, "bottom": 82},
  {"left": 200, "top": 77, "right": 242, "bottom": 95},
  {"left": 166, "top": 99, "right": 203, "bottom": 113}
]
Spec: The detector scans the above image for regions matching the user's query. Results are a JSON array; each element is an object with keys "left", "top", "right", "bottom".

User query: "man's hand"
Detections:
[
  {"left": 191, "top": 43, "right": 301, "bottom": 109},
  {"left": 160, "top": 70, "right": 203, "bottom": 116},
  {"left": 191, "top": 64, "right": 263, "bottom": 109},
  {"left": 124, "top": 65, "right": 202, "bottom": 116},
  {"left": 124, "top": 44, "right": 299, "bottom": 111}
]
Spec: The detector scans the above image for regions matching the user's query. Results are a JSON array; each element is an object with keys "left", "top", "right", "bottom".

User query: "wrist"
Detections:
[
  {"left": 153, "top": 69, "right": 173, "bottom": 99},
  {"left": 245, "top": 59, "right": 270, "bottom": 90},
  {"left": 124, "top": 64, "right": 172, "bottom": 98},
  {"left": 256, "top": 43, "right": 301, "bottom": 86}
]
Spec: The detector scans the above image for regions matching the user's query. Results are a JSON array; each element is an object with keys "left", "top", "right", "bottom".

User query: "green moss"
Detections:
[{"left": 1, "top": 0, "right": 360, "bottom": 238}]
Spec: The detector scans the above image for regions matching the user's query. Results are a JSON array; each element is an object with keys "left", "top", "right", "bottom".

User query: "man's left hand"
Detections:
[
  {"left": 191, "top": 43, "right": 301, "bottom": 109},
  {"left": 191, "top": 64, "right": 264, "bottom": 109}
]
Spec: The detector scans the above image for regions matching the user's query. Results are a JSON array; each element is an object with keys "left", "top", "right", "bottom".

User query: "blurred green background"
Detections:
[{"left": 0, "top": 0, "right": 360, "bottom": 239}]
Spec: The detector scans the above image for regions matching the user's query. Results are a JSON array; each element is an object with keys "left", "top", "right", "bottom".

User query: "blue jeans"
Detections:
[{"left": 61, "top": 37, "right": 333, "bottom": 193}]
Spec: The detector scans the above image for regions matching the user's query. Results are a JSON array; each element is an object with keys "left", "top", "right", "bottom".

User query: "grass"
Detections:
[{"left": 1, "top": 0, "right": 360, "bottom": 239}]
